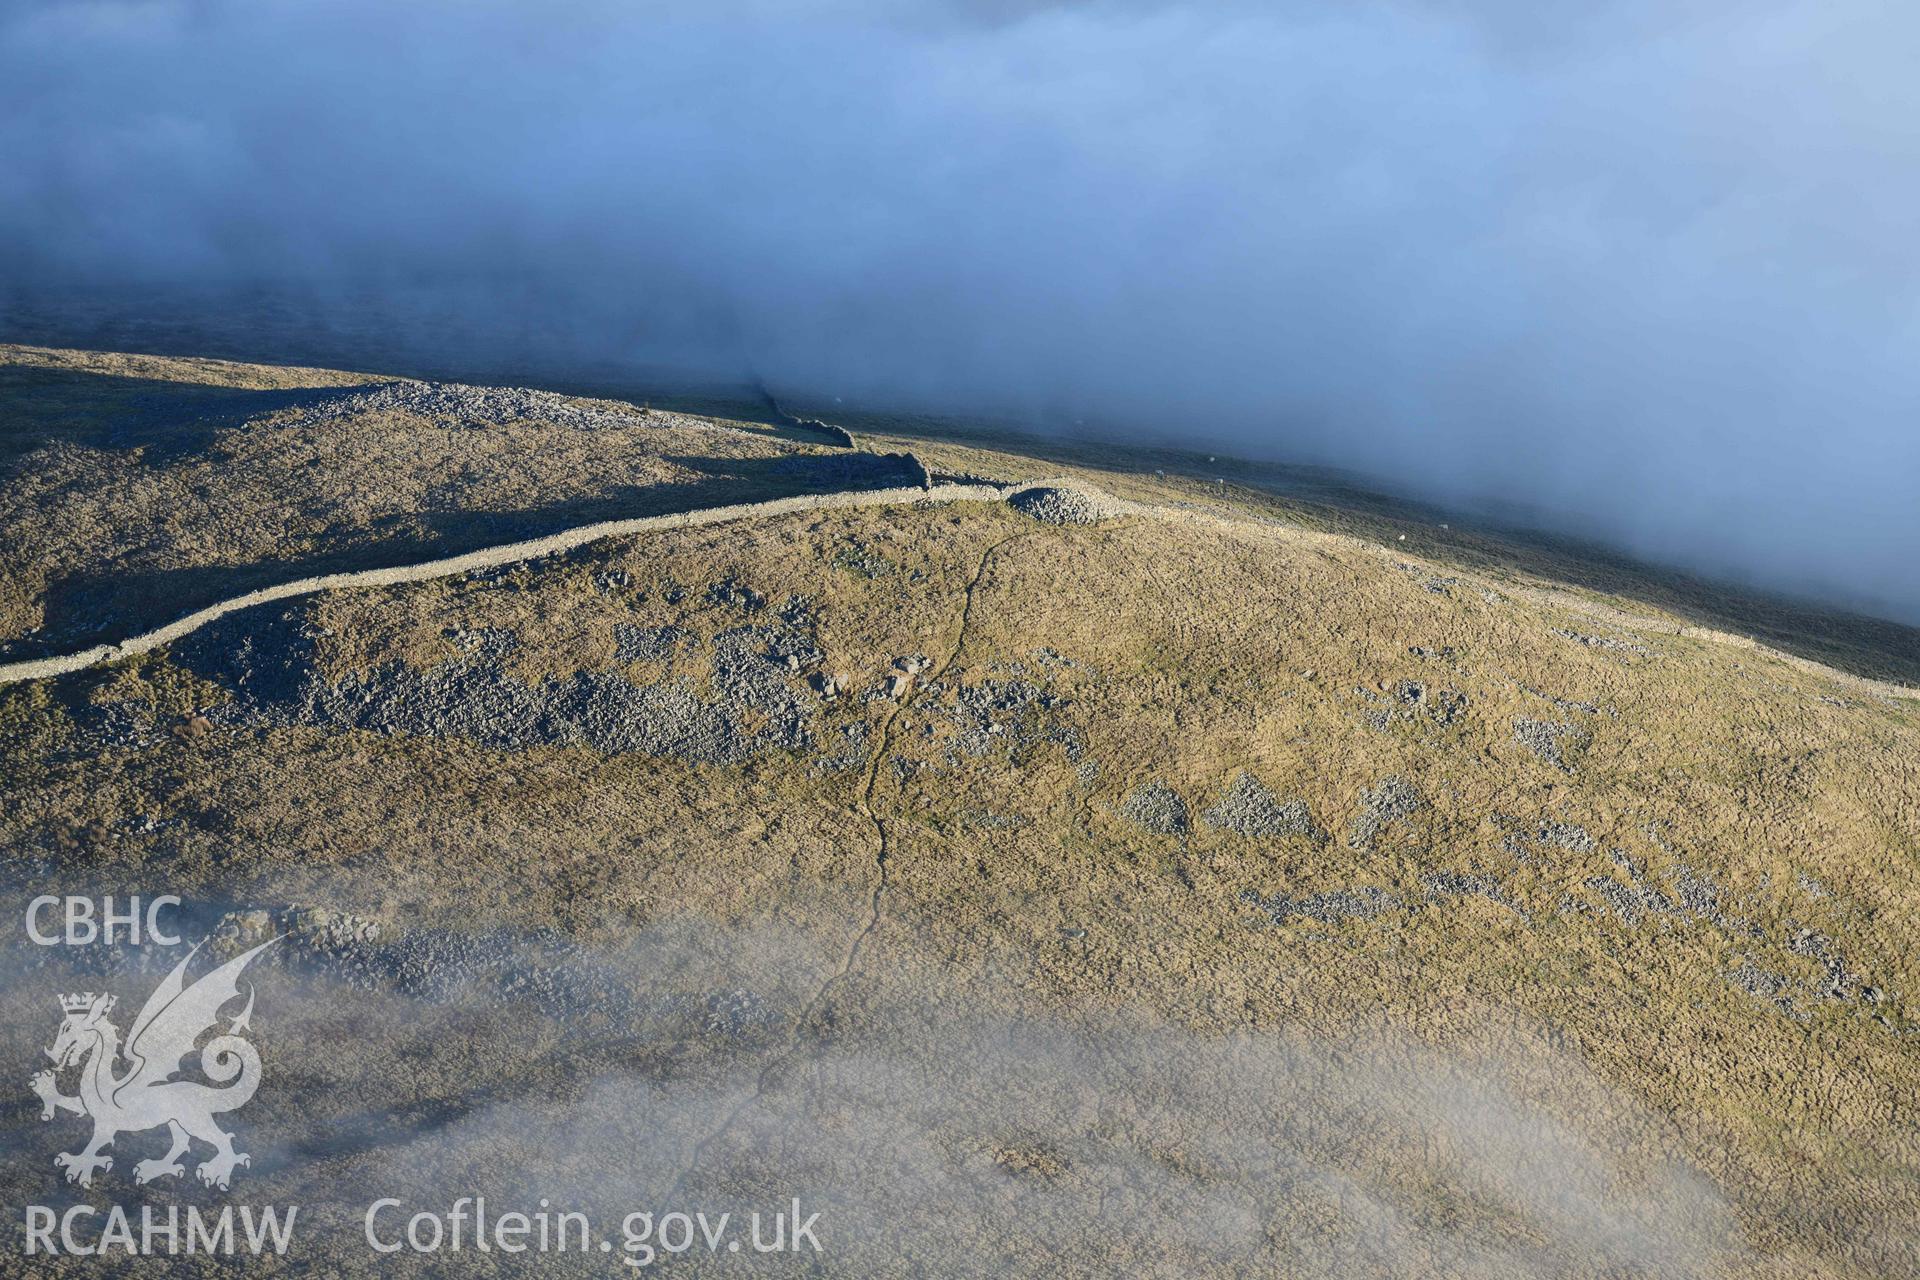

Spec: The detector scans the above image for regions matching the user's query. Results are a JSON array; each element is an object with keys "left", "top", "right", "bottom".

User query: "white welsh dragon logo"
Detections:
[{"left": 29, "top": 938, "right": 276, "bottom": 1190}]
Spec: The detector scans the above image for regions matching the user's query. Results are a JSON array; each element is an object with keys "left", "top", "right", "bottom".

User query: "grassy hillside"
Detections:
[{"left": 1, "top": 347, "right": 1915, "bottom": 1277}]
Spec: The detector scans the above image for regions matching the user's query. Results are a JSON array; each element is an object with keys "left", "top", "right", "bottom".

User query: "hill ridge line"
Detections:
[
  {"left": 0, "top": 478, "right": 1077, "bottom": 689},
  {"left": 1, "top": 475, "right": 1911, "bottom": 703}
]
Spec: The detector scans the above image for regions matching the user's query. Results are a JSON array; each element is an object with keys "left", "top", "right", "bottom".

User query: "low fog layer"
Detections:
[
  {"left": 0, "top": 893, "right": 1744, "bottom": 1276},
  {"left": 3, "top": 1, "right": 1916, "bottom": 619}
]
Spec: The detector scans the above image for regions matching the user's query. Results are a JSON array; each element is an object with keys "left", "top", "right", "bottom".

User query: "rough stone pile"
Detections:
[
  {"left": 170, "top": 596, "right": 823, "bottom": 767},
  {"left": 1008, "top": 485, "right": 1115, "bottom": 526},
  {"left": 1349, "top": 775, "right": 1424, "bottom": 850},
  {"left": 1201, "top": 772, "right": 1327, "bottom": 843},
  {"left": 1120, "top": 780, "right": 1189, "bottom": 836},
  {"left": 1513, "top": 717, "right": 1589, "bottom": 771},
  {"left": 1240, "top": 885, "right": 1400, "bottom": 925},
  {"left": 287, "top": 380, "right": 651, "bottom": 432}
]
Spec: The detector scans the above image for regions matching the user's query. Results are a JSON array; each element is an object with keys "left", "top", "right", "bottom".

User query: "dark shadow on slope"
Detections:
[
  {"left": 7, "top": 451, "right": 927, "bottom": 661},
  {"left": 0, "top": 366, "right": 357, "bottom": 473},
  {"left": 12, "top": 357, "right": 1908, "bottom": 686}
]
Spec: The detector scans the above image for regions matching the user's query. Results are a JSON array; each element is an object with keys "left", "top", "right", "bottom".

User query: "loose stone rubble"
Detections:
[
  {"left": 1201, "top": 772, "right": 1327, "bottom": 843},
  {"left": 1008, "top": 485, "right": 1115, "bottom": 526},
  {"left": 1349, "top": 776, "right": 1423, "bottom": 850},
  {"left": 1513, "top": 716, "right": 1589, "bottom": 771},
  {"left": 167, "top": 598, "right": 822, "bottom": 766},
  {"left": 1120, "top": 780, "right": 1190, "bottom": 836}
]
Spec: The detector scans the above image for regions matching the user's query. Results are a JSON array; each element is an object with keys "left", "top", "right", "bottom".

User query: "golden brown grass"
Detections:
[{"left": 1, "top": 348, "right": 1915, "bottom": 1276}]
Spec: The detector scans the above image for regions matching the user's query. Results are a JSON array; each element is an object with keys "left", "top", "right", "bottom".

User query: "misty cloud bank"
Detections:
[
  {"left": 0, "top": 890, "right": 1747, "bottom": 1277},
  {"left": 3, "top": 1, "right": 1916, "bottom": 619}
]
